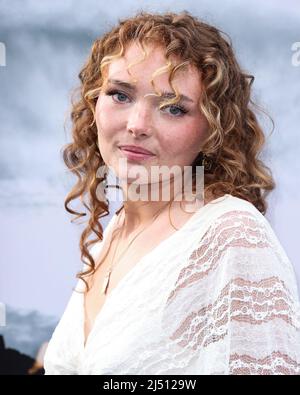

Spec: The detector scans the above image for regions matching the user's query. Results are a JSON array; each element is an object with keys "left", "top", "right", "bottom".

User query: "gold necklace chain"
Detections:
[{"left": 101, "top": 199, "right": 175, "bottom": 295}]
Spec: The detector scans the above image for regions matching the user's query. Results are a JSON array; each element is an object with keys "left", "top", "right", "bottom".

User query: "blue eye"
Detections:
[
  {"left": 106, "top": 89, "right": 129, "bottom": 103},
  {"left": 161, "top": 104, "right": 188, "bottom": 117},
  {"left": 105, "top": 89, "right": 188, "bottom": 117}
]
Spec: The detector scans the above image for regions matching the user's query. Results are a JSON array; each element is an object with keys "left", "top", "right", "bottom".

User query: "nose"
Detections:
[{"left": 126, "top": 101, "right": 153, "bottom": 138}]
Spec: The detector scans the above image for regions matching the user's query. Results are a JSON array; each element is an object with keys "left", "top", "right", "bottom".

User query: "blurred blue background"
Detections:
[{"left": 0, "top": 0, "right": 299, "bottom": 359}]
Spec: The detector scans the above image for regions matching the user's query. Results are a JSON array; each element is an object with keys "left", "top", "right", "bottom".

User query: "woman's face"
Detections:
[{"left": 95, "top": 41, "right": 209, "bottom": 186}]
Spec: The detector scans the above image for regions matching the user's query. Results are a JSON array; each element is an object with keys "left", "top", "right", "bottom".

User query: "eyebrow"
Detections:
[{"left": 107, "top": 78, "right": 195, "bottom": 104}]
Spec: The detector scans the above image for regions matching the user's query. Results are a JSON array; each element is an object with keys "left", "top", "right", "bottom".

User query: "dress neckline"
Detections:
[{"left": 81, "top": 194, "right": 231, "bottom": 351}]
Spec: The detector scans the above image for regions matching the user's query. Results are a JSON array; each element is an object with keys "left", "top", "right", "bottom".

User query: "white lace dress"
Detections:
[{"left": 44, "top": 194, "right": 300, "bottom": 375}]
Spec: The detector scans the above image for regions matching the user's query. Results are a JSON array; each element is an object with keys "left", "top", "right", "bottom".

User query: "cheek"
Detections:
[
  {"left": 95, "top": 96, "right": 119, "bottom": 138},
  {"left": 161, "top": 122, "right": 205, "bottom": 159},
  {"left": 95, "top": 99, "right": 114, "bottom": 159}
]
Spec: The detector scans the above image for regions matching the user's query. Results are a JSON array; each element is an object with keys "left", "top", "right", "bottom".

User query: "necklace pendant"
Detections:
[{"left": 102, "top": 269, "right": 112, "bottom": 295}]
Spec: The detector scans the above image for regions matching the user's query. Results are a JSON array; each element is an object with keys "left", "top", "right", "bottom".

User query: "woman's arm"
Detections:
[{"left": 161, "top": 209, "right": 300, "bottom": 375}]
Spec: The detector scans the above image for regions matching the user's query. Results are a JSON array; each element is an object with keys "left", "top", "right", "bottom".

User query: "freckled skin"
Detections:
[
  {"left": 95, "top": 41, "right": 209, "bottom": 184},
  {"left": 82, "top": 45, "right": 211, "bottom": 342}
]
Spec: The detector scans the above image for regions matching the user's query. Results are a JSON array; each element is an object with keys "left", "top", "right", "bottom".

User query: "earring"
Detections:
[{"left": 199, "top": 152, "right": 213, "bottom": 172}]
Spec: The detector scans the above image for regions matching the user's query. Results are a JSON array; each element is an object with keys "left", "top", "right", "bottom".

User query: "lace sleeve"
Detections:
[{"left": 161, "top": 210, "right": 300, "bottom": 375}]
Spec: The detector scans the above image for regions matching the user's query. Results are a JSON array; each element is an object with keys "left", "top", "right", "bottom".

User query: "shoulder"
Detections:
[
  {"left": 200, "top": 193, "right": 273, "bottom": 237},
  {"left": 196, "top": 194, "right": 282, "bottom": 259},
  {"left": 189, "top": 194, "right": 299, "bottom": 299},
  {"left": 179, "top": 194, "right": 278, "bottom": 262},
  {"left": 193, "top": 194, "right": 271, "bottom": 248},
  {"left": 168, "top": 194, "right": 299, "bottom": 307},
  {"left": 205, "top": 193, "right": 264, "bottom": 216}
]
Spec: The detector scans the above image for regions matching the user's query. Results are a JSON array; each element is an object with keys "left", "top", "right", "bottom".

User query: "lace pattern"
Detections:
[
  {"left": 162, "top": 210, "right": 300, "bottom": 374},
  {"left": 44, "top": 196, "right": 300, "bottom": 375}
]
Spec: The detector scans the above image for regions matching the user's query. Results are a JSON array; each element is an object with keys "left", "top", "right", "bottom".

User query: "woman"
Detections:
[{"left": 44, "top": 11, "right": 300, "bottom": 375}]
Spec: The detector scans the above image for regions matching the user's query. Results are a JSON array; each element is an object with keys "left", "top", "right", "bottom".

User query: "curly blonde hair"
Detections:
[{"left": 62, "top": 10, "right": 275, "bottom": 290}]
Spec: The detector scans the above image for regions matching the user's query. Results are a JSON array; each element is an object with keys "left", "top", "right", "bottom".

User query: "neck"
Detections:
[
  {"left": 118, "top": 175, "right": 204, "bottom": 236},
  {"left": 119, "top": 177, "right": 182, "bottom": 235}
]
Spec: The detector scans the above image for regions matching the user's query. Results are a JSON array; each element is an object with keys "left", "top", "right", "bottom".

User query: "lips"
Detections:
[{"left": 119, "top": 145, "right": 155, "bottom": 155}]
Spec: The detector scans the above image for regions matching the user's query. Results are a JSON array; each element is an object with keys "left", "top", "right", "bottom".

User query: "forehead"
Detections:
[{"left": 105, "top": 41, "right": 202, "bottom": 98}]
